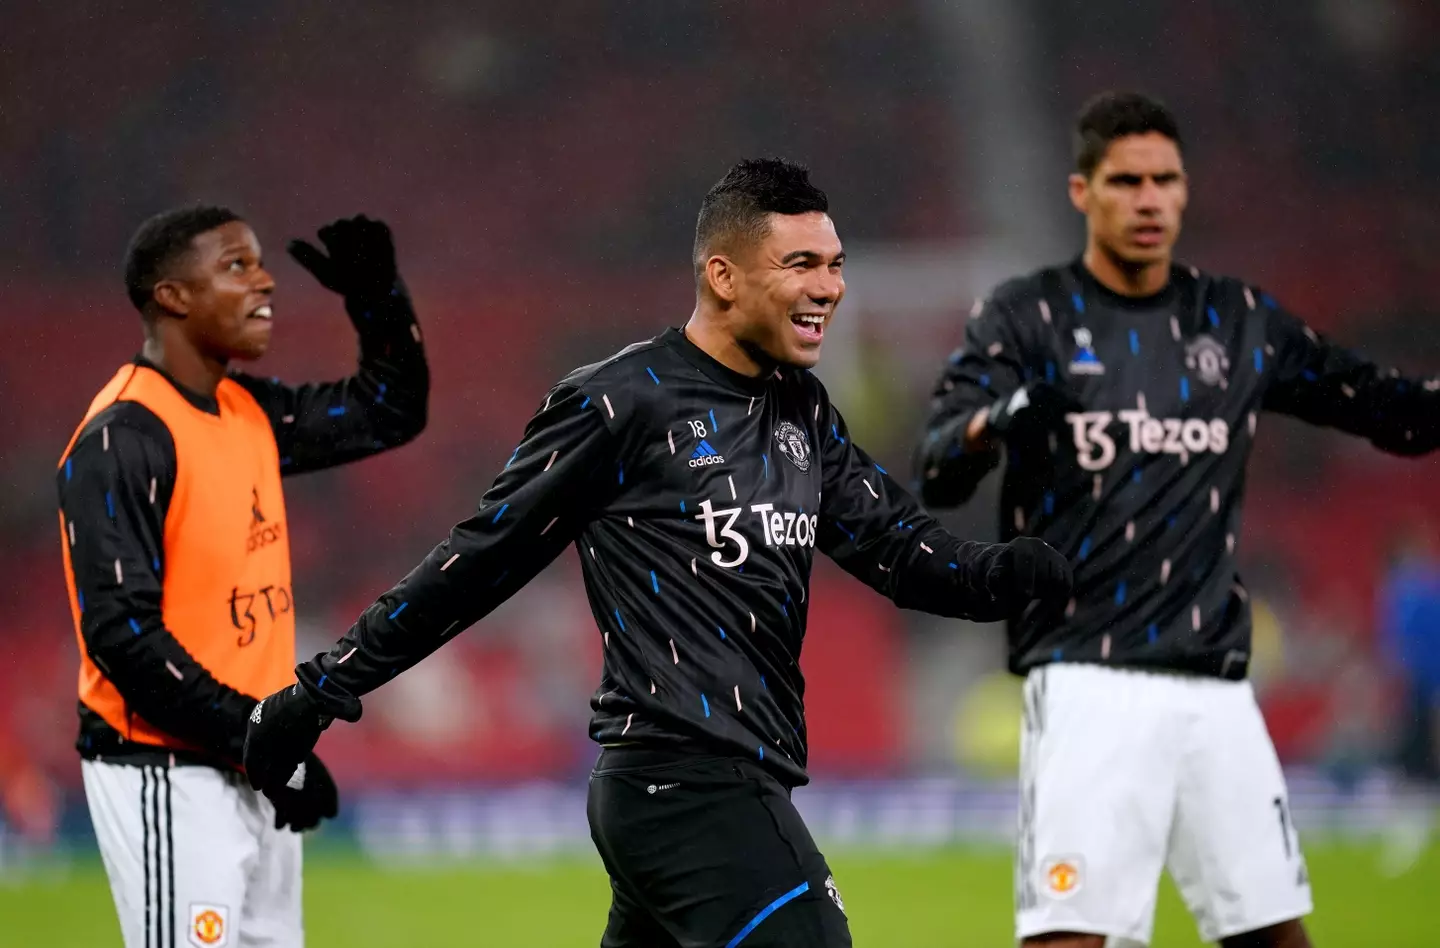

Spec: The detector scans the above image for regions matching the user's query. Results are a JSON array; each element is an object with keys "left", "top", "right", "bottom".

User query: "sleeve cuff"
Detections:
[{"left": 295, "top": 661, "right": 364, "bottom": 723}]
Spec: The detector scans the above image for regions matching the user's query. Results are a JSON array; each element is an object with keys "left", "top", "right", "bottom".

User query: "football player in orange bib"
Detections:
[{"left": 57, "top": 207, "right": 428, "bottom": 948}]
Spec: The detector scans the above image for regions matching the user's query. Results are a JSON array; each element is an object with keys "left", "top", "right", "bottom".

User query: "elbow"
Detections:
[
  {"left": 912, "top": 435, "right": 995, "bottom": 510},
  {"left": 397, "top": 402, "right": 429, "bottom": 444},
  {"left": 380, "top": 385, "right": 430, "bottom": 448},
  {"left": 919, "top": 476, "right": 975, "bottom": 511},
  {"left": 912, "top": 445, "right": 974, "bottom": 510},
  {"left": 919, "top": 477, "right": 955, "bottom": 510},
  {"left": 85, "top": 639, "right": 143, "bottom": 696},
  {"left": 83, "top": 621, "right": 132, "bottom": 677},
  {"left": 911, "top": 442, "right": 944, "bottom": 504},
  {"left": 377, "top": 420, "right": 426, "bottom": 453},
  {"left": 402, "top": 371, "right": 432, "bottom": 440},
  {"left": 915, "top": 456, "right": 986, "bottom": 509}
]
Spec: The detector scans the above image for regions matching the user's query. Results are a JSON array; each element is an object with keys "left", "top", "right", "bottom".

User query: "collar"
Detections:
[
  {"left": 660, "top": 327, "right": 776, "bottom": 397},
  {"left": 132, "top": 355, "right": 222, "bottom": 416},
  {"left": 1070, "top": 257, "right": 1178, "bottom": 312}
]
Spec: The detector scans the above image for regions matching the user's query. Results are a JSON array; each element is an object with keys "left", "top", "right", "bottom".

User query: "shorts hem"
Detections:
[
  {"left": 1017, "top": 918, "right": 1147, "bottom": 943},
  {"left": 1199, "top": 902, "right": 1313, "bottom": 943}
]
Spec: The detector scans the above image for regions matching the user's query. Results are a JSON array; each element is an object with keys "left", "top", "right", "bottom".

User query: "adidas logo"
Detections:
[{"left": 688, "top": 439, "right": 726, "bottom": 468}]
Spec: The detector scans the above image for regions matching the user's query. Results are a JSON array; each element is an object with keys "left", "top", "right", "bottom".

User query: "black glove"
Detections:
[
  {"left": 244, "top": 681, "right": 336, "bottom": 795},
  {"left": 265, "top": 752, "right": 339, "bottom": 832},
  {"left": 985, "top": 536, "right": 1074, "bottom": 618},
  {"left": 288, "top": 215, "right": 398, "bottom": 299},
  {"left": 984, "top": 381, "right": 1080, "bottom": 442}
]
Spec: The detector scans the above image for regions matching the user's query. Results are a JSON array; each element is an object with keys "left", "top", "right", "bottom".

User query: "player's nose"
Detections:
[
  {"left": 1135, "top": 178, "right": 1166, "bottom": 211},
  {"left": 253, "top": 266, "right": 276, "bottom": 294},
  {"left": 810, "top": 271, "right": 844, "bottom": 307}
]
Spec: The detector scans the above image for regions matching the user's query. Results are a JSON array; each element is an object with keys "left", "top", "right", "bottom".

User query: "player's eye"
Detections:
[{"left": 227, "top": 259, "right": 246, "bottom": 273}]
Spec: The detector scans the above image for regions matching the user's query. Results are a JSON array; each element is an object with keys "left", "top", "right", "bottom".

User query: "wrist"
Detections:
[
  {"left": 981, "top": 541, "right": 1015, "bottom": 594},
  {"left": 347, "top": 284, "right": 417, "bottom": 339},
  {"left": 215, "top": 694, "right": 263, "bottom": 764},
  {"left": 343, "top": 274, "right": 406, "bottom": 306},
  {"left": 294, "top": 663, "right": 363, "bottom": 723}
]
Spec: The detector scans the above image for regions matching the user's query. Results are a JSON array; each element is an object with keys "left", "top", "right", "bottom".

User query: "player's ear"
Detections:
[
  {"left": 705, "top": 255, "right": 740, "bottom": 304},
  {"left": 151, "top": 279, "right": 191, "bottom": 318},
  {"left": 1068, "top": 173, "right": 1090, "bottom": 215}
]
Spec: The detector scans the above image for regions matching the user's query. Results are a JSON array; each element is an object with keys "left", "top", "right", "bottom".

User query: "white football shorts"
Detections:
[
  {"left": 1015, "top": 663, "right": 1312, "bottom": 945},
  {"left": 82, "top": 759, "right": 303, "bottom": 948}
]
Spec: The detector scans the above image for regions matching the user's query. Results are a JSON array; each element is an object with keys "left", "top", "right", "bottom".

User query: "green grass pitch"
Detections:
[{"left": 2, "top": 839, "right": 1435, "bottom": 946}]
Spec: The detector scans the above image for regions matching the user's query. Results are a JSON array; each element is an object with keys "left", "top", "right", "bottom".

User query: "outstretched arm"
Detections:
[
  {"left": 243, "top": 384, "right": 617, "bottom": 789},
  {"left": 1262, "top": 295, "right": 1440, "bottom": 455},
  {"left": 232, "top": 216, "right": 429, "bottom": 476},
  {"left": 821, "top": 395, "right": 1070, "bottom": 623}
]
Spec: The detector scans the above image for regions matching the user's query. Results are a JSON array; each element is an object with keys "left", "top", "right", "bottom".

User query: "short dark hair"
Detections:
[
  {"left": 123, "top": 205, "right": 243, "bottom": 313},
  {"left": 1074, "top": 91, "right": 1183, "bottom": 178},
  {"left": 693, "top": 158, "right": 828, "bottom": 279}
]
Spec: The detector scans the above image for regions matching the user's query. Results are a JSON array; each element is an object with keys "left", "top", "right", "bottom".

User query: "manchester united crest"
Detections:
[
  {"left": 1185, "top": 335, "right": 1231, "bottom": 388},
  {"left": 1041, "top": 855, "right": 1084, "bottom": 900},
  {"left": 189, "top": 904, "right": 229, "bottom": 947},
  {"left": 773, "top": 421, "right": 811, "bottom": 472}
]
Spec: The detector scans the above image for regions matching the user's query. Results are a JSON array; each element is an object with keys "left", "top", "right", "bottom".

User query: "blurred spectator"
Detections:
[
  {"left": 1378, "top": 520, "right": 1440, "bottom": 786},
  {"left": 1376, "top": 518, "right": 1440, "bottom": 873},
  {"left": 0, "top": 729, "right": 58, "bottom": 847}
]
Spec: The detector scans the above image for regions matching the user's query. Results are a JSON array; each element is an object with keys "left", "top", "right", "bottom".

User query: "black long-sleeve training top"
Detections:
[
  {"left": 58, "top": 286, "right": 428, "bottom": 769},
  {"left": 297, "top": 327, "right": 1016, "bottom": 787},
  {"left": 917, "top": 260, "right": 1440, "bottom": 680}
]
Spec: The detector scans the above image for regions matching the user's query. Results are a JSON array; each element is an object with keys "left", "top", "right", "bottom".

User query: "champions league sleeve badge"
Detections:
[
  {"left": 1068, "top": 326, "right": 1106, "bottom": 376},
  {"left": 773, "top": 421, "right": 811, "bottom": 472}
]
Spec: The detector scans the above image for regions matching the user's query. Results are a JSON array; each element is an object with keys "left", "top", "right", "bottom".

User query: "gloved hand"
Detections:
[
  {"left": 244, "top": 682, "right": 334, "bottom": 797},
  {"left": 265, "top": 752, "right": 339, "bottom": 832},
  {"left": 288, "top": 215, "right": 398, "bottom": 299},
  {"left": 985, "top": 536, "right": 1073, "bottom": 617},
  {"left": 984, "top": 381, "right": 1080, "bottom": 443}
]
